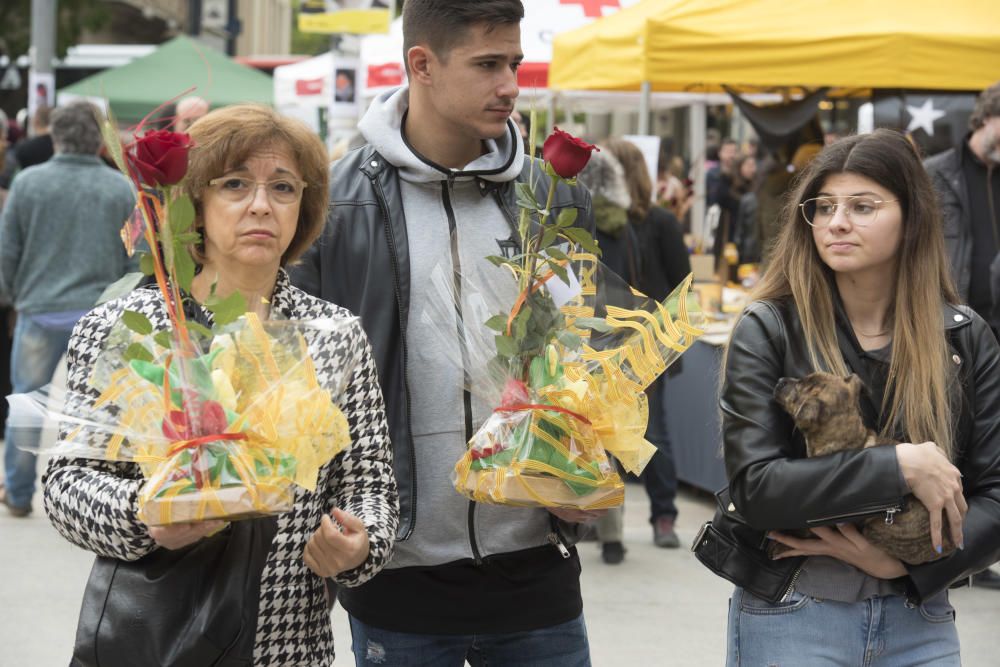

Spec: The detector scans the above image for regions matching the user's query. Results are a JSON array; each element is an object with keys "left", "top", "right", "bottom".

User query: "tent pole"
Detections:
[
  {"left": 638, "top": 81, "right": 651, "bottom": 134},
  {"left": 689, "top": 101, "right": 707, "bottom": 250}
]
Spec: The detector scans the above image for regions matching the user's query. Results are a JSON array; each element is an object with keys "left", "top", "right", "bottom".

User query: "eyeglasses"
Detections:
[
  {"left": 207, "top": 176, "right": 308, "bottom": 205},
  {"left": 800, "top": 196, "right": 898, "bottom": 228}
]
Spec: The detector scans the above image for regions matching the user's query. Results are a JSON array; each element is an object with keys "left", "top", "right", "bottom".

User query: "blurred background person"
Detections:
[
  {"left": 732, "top": 154, "right": 761, "bottom": 264},
  {"left": 925, "top": 80, "right": 1000, "bottom": 590},
  {"left": 174, "top": 95, "right": 210, "bottom": 133},
  {"left": 605, "top": 137, "right": 691, "bottom": 551},
  {"left": 576, "top": 146, "right": 640, "bottom": 564},
  {"left": 707, "top": 138, "right": 741, "bottom": 255},
  {"left": 14, "top": 104, "right": 53, "bottom": 171},
  {"left": 0, "top": 101, "right": 135, "bottom": 517}
]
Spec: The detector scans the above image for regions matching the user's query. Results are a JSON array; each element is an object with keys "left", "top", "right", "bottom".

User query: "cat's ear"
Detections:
[{"left": 847, "top": 374, "right": 864, "bottom": 394}]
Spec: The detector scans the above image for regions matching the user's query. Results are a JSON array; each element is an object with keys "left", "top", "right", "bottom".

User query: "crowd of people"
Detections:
[{"left": 1, "top": 0, "right": 999, "bottom": 665}]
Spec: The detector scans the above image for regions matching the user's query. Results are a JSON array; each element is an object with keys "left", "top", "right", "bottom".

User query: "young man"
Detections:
[
  {"left": 291, "top": 1, "right": 597, "bottom": 663},
  {"left": 925, "top": 81, "right": 1000, "bottom": 590}
]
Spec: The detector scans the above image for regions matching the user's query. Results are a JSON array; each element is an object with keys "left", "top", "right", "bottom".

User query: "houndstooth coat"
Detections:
[{"left": 43, "top": 270, "right": 398, "bottom": 666}]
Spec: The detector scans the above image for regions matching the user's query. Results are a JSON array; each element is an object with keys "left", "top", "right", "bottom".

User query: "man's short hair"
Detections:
[
  {"left": 970, "top": 81, "right": 1000, "bottom": 131},
  {"left": 50, "top": 102, "right": 103, "bottom": 155},
  {"left": 402, "top": 0, "right": 523, "bottom": 72},
  {"left": 33, "top": 104, "right": 52, "bottom": 129}
]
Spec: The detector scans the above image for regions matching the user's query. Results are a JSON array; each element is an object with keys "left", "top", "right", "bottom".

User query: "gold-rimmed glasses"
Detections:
[
  {"left": 207, "top": 176, "right": 308, "bottom": 205},
  {"left": 799, "top": 195, "right": 898, "bottom": 228}
]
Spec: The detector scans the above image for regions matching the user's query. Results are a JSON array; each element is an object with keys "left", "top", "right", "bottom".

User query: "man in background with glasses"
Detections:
[{"left": 926, "top": 80, "right": 1000, "bottom": 590}]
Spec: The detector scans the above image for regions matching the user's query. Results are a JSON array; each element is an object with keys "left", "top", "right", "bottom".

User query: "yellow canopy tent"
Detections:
[{"left": 550, "top": 0, "right": 1000, "bottom": 93}]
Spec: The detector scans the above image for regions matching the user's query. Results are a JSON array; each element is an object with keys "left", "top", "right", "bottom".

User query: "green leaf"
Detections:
[
  {"left": 173, "top": 245, "right": 197, "bottom": 292},
  {"left": 494, "top": 334, "right": 518, "bottom": 358},
  {"left": 123, "top": 342, "right": 154, "bottom": 364},
  {"left": 122, "top": 310, "right": 153, "bottom": 336},
  {"left": 557, "top": 208, "right": 578, "bottom": 228},
  {"left": 562, "top": 227, "right": 602, "bottom": 256},
  {"left": 557, "top": 330, "right": 582, "bottom": 349},
  {"left": 513, "top": 304, "right": 532, "bottom": 342},
  {"left": 540, "top": 227, "right": 558, "bottom": 249},
  {"left": 168, "top": 196, "right": 196, "bottom": 234},
  {"left": 184, "top": 320, "right": 213, "bottom": 338},
  {"left": 485, "top": 255, "right": 510, "bottom": 268},
  {"left": 515, "top": 181, "right": 540, "bottom": 211},
  {"left": 139, "top": 252, "right": 155, "bottom": 276},
  {"left": 546, "top": 247, "right": 569, "bottom": 262},
  {"left": 206, "top": 291, "right": 248, "bottom": 326},
  {"left": 96, "top": 272, "right": 144, "bottom": 306},
  {"left": 547, "top": 261, "right": 570, "bottom": 285},
  {"left": 574, "top": 316, "right": 614, "bottom": 333},
  {"left": 173, "top": 232, "right": 202, "bottom": 245},
  {"left": 153, "top": 330, "right": 174, "bottom": 349},
  {"left": 484, "top": 314, "right": 508, "bottom": 332}
]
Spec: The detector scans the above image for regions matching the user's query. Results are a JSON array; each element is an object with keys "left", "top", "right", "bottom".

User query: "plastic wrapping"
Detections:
[
  {"left": 423, "top": 247, "right": 705, "bottom": 510},
  {"left": 9, "top": 313, "right": 361, "bottom": 525}
]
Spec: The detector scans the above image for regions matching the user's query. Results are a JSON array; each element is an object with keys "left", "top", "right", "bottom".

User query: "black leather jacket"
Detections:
[
  {"left": 719, "top": 297, "right": 1000, "bottom": 602},
  {"left": 290, "top": 146, "right": 594, "bottom": 539},
  {"left": 925, "top": 147, "right": 971, "bottom": 300}
]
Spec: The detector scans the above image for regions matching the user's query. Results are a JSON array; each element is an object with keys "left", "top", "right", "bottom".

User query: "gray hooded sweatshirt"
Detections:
[{"left": 358, "top": 87, "right": 560, "bottom": 569}]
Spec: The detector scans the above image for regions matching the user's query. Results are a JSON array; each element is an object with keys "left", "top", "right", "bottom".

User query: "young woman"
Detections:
[{"left": 719, "top": 129, "right": 1000, "bottom": 664}]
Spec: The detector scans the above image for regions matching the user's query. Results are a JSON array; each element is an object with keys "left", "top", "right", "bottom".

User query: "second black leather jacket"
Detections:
[
  {"left": 290, "top": 146, "right": 594, "bottom": 540},
  {"left": 719, "top": 297, "right": 1000, "bottom": 601},
  {"left": 925, "top": 146, "right": 971, "bottom": 300}
]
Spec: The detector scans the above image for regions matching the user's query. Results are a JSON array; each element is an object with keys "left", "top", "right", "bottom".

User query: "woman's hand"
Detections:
[
  {"left": 303, "top": 508, "right": 370, "bottom": 578},
  {"left": 148, "top": 521, "right": 226, "bottom": 550},
  {"left": 895, "top": 442, "right": 966, "bottom": 552},
  {"left": 770, "top": 524, "right": 907, "bottom": 580}
]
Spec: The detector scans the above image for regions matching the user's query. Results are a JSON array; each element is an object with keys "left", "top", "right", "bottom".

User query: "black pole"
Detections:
[
  {"left": 226, "top": 0, "right": 239, "bottom": 56},
  {"left": 188, "top": 0, "right": 203, "bottom": 36}
]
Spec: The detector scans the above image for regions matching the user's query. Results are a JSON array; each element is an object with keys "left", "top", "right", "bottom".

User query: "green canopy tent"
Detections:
[{"left": 58, "top": 35, "right": 273, "bottom": 123}]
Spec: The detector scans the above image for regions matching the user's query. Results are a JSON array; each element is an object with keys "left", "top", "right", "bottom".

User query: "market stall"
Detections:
[
  {"left": 58, "top": 35, "right": 273, "bottom": 124},
  {"left": 550, "top": 0, "right": 1000, "bottom": 492}
]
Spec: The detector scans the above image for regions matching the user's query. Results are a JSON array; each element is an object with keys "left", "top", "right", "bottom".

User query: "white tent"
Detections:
[
  {"left": 359, "top": 0, "right": 645, "bottom": 99},
  {"left": 274, "top": 52, "right": 335, "bottom": 111}
]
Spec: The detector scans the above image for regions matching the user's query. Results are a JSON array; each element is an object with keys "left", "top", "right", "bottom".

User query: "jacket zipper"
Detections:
[
  {"left": 806, "top": 501, "right": 905, "bottom": 526},
  {"left": 492, "top": 188, "right": 520, "bottom": 237},
  {"left": 441, "top": 176, "right": 484, "bottom": 564},
  {"left": 373, "top": 175, "right": 418, "bottom": 540},
  {"left": 547, "top": 531, "right": 571, "bottom": 559},
  {"left": 780, "top": 563, "right": 804, "bottom": 602},
  {"left": 780, "top": 505, "right": 902, "bottom": 602}
]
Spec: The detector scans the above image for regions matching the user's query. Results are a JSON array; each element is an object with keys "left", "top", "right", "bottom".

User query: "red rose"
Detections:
[
  {"left": 198, "top": 400, "right": 229, "bottom": 436},
  {"left": 162, "top": 409, "right": 191, "bottom": 441},
  {"left": 542, "top": 127, "right": 599, "bottom": 179},
  {"left": 132, "top": 130, "right": 191, "bottom": 186}
]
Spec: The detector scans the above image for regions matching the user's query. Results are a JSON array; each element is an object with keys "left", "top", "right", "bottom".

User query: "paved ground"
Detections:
[{"left": 2, "top": 479, "right": 998, "bottom": 666}]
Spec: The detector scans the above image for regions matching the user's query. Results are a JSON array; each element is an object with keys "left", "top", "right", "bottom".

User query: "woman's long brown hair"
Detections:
[{"left": 742, "top": 129, "right": 960, "bottom": 457}]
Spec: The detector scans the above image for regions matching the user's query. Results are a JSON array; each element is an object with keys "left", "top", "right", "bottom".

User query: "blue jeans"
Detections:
[
  {"left": 726, "top": 586, "right": 961, "bottom": 666},
  {"left": 641, "top": 375, "right": 678, "bottom": 521},
  {"left": 348, "top": 613, "right": 592, "bottom": 666},
  {"left": 3, "top": 316, "right": 73, "bottom": 508}
]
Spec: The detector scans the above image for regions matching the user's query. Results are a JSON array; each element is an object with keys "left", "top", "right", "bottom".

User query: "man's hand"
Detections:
[
  {"left": 303, "top": 508, "right": 370, "bottom": 578},
  {"left": 547, "top": 507, "right": 607, "bottom": 523},
  {"left": 770, "top": 524, "right": 908, "bottom": 580},
  {"left": 148, "top": 521, "right": 226, "bottom": 550}
]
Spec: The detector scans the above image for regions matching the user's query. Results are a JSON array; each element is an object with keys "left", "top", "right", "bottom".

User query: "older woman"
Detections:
[{"left": 43, "top": 105, "right": 398, "bottom": 666}]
